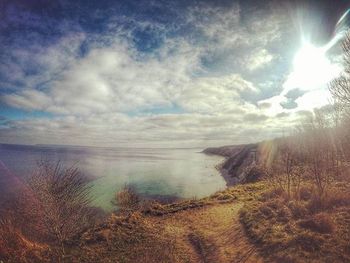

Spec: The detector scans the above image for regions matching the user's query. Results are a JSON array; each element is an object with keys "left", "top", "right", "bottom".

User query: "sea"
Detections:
[{"left": 0, "top": 144, "right": 226, "bottom": 211}]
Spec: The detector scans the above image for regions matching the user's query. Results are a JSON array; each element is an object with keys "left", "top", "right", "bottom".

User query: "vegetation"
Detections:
[
  {"left": 0, "top": 161, "right": 102, "bottom": 262},
  {"left": 330, "top": 32, "right": 350, "bottom": 107},
  {"left": 62, "top": 182, "right": 268, "bottom": 263},
  {"left": 240, "top": 182, "right": 350, "bottom": 262},
  {"left": 28, "top": 161, "right": 97, "bottom": 260},
  {"left": 114, "top": 185, "right": 141, "bottom": 214}
]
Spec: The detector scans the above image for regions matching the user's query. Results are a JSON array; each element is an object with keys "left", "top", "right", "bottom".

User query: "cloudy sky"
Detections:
[{"left": 0, "top": 0, "right": 349, "bottom": 147}]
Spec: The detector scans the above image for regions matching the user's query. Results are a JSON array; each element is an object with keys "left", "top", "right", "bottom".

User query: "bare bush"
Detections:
[
  {"left": 267, "top": 137, "right": 305, "bottom": 199},
  {"left": 243, "top": 164, "right": 268, "bottom": 183},
  {"left": 28, "top": 160, "right": 94, "bottom": 259},
  {"left": 329, "top": 32, "right": 350, "bottom": 166},
  {"left": 115, "top": 186, "right": 141, "bottom": 214},
  {"left": 298, "top": 213, "right": 335, "bottom": 234},
  {"left": 301, "top": 110, "right": 340, "bottom": 197}
]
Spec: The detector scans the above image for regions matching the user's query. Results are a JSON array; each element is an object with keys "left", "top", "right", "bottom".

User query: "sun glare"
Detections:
[{"left": 288, "top": 42, "right": 340, "bottom": 90}]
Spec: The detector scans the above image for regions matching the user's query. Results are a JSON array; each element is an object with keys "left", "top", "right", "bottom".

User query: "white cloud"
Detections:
[
  {"left": 177, "top": 74, "right": 258, "bottom": 114},
  {"left": 244, "top": 49, "right": 274, "bottom": 71},
  {"left": 2, "top": 89, "right": 52, "bottom": 111},
  {"left": 0, "top": 110, "right": 294, "bottom": 147},
  {"left": 3, "top": 37, "right": 201, "bottom": 115},
  {"left": 295, "top": 89, "right": 332, "bottom": 111},
  {"left": 0, "top": 2, "right": 303, "bottom": 147}
]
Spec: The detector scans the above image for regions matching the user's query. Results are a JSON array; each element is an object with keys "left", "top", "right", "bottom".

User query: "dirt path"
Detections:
[{"left": 150, "top": 202, "right": 263, "bottom": 263}]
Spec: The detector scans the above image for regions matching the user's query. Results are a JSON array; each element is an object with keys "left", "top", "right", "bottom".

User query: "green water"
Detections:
[
  {"left": 88, "top": 148, "right": 226, "bottom": 210},
  {"left": 0, "top": 144, "right": 226, "bottom": 211}
]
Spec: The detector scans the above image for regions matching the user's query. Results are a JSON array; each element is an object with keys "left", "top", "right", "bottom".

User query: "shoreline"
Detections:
[
  {"left": 203, "top": 143, "right": 258, "bottom": 187},
  {"left": 214, "top": 159, "right": 238, "bottom": 187}
]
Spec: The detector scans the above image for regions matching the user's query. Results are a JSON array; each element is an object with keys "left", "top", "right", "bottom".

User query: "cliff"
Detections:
[{"left": 203, "top": 143, "right": 259, "bottom": 186}]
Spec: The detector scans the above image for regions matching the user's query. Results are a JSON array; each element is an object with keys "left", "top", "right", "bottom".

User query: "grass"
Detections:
[
  {"left": 68, "top": 212, "right": 185, "bottom": 263},
  {"left": 46, "top": 180, "right": 350, "bottom": 262},
  {"left": 51, "top": 183, "right": 267, "bottom": 262},
  {"left": 2, "top": 177, "right": 350, "bottom": 262},
  {"left": 239, "top": 181, "right": 350, "bottom": 263},
  {"left": 0, "top": 219, "right": 48, "bottom": 263}
]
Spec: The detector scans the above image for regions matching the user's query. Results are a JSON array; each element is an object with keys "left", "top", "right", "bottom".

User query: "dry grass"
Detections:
[
  {"left": 141, "top": 182, "right": 266, "bottom": 216},
  {"left": 2, "top": 173, "right": 349, "bottom": 263},
  {"left": 298, "top": 213, "right": 335, "bottom": 234},
  {"left": 0, "top": 218, "right": 48, "bottom": 263},
  {"left": 71, "top": 212, "right": 187, "bottom": 263},
  {"left": 57, "top": 183, "right": 267, "bottom": 262},
  {"left": 240, "top": 181, "right": 350, "bottom": 263}
]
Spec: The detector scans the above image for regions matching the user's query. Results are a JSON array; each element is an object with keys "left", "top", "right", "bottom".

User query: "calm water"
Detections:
[{"left": 0, "top": 144, "right": 226, "bottom": 210}]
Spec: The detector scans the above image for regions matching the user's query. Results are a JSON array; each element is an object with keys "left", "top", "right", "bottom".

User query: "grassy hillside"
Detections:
[
  {"left": 67, "top": 180, "right": 350, "bottom": 263},
  {"left": 240, "top": 181, "right": 350, "bottom": 262},
  {"left": 63, "top": 183, "right": 267, "bottom": 263},
  {"left": 2, "top": 175, "right": 350, "bottom": 262}
]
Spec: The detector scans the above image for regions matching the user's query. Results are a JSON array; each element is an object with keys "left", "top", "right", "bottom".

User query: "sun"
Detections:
[
  {"left": 293, "top": 44, "right": 328, "bottom": 79},
  {"left": 276, "top": 41, "right": 343, "bottom": 112},
  {"left": 289, "top": 42, "right": 340, "bottom": 90}
]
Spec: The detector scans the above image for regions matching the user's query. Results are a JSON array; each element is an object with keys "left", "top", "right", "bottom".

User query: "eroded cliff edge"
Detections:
[{"left": 203, "top": 144, "right": 259, "bottom": 186}]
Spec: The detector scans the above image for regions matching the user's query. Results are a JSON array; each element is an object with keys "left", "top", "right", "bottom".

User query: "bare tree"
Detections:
[
  {"left": 300, "top": 110, "right": 340, "bottom": 197},
  {"left": 268, "top": 137, "right": 304, "bottom": 199},
  {"left": 29, "top": 160, "right": 94, "bottom": 260},
  {"left": 328, "top": 31, "right": 350, "bottom": 167},
  {"left": 330, "top": 32, "right": 350, "bottom": 109}
]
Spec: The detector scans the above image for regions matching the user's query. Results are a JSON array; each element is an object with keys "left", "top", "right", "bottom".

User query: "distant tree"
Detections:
[
  {"left": 29, "top": 161, "right": 94, "bottom": 261},
  {"left": 268, "top": 137, "right": 304, "bottom": 199},
  {"left": 301, "top": 110, "right": 340, "bottom": 197},
  {"left": 329, "top": 31, "right": 350, "bottom": 166},
  {"left": 330, "top": 32, "right": 350, "bottom": 109}
]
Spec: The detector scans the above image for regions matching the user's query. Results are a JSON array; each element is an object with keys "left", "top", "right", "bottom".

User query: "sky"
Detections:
[{"left": 0, "top": 0, "right": 350, "bottom": 147}]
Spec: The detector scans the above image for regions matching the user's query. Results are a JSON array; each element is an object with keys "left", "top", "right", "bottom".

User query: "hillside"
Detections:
[
  {"left": 2, "top": 174, "right": 350, "bottom": 263},
  {"left": 70, "top": 180, "right": 350, "bottom": 263},
  {"left": 66, "top": 183, "right": 267, "bottom": 263},
  {"left": 203, "top": 143, "right": 260, "bottom": 186}
]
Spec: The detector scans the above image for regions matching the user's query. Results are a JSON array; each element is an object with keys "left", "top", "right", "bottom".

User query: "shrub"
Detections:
[
  {"left": 298, "top": 213, "right": 335, "bottom": 234},
  {"left": 259, "top": 203, "right": 275, "bottom": 218},
  {"left": 28, "top": 160, "right": 95, "bottom": 258},
  {"left": 243, "top": 165, "right": 267, "bottom": 183},
  {"left": 299, "top": 186, "right": 313, "bottom": 201},
  {"left": 287, "top": 201, "right": 308, "bottom": 219},
  {"left": 261, "top": 187, "right": 284, "bottom": 201},
  {"left": 307, "top": 194, "right": 324, "bottom": 212},
  {"left": 266, "top": 198, "right": 285, "bottom": 210},
  {"left": 115, "top": 186, "right": 141, "bottom": 214},
  {"left": 289, "top": 232, "right": 324, "bottom": 252},
  {"left": 276, "top": 206, "right": 292, "bottom": 223},
  {"left": 323, "top": 191, "right": 350, "bottom": 209}
]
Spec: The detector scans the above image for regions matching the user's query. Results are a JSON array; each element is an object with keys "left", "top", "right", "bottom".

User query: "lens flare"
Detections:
[
  {"left": 336, "top": 8, "right": 350, "bottom": 27},
  {"left": 283, "top": 8, "right": 350, "bottom": 96},
  {"left": 286, "top": 42, "right": 341, "bottom": 92},
  {"left": 324, "top": 8, "right": 350, "bottom": 52}
]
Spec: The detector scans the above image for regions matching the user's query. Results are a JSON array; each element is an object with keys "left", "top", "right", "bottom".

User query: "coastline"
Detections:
[
  {"left": 214, "top": 160, "right": 238, "bottom": 187},
  {"left": 203, "top": 143, "right": 258, "bottom": 187}
]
